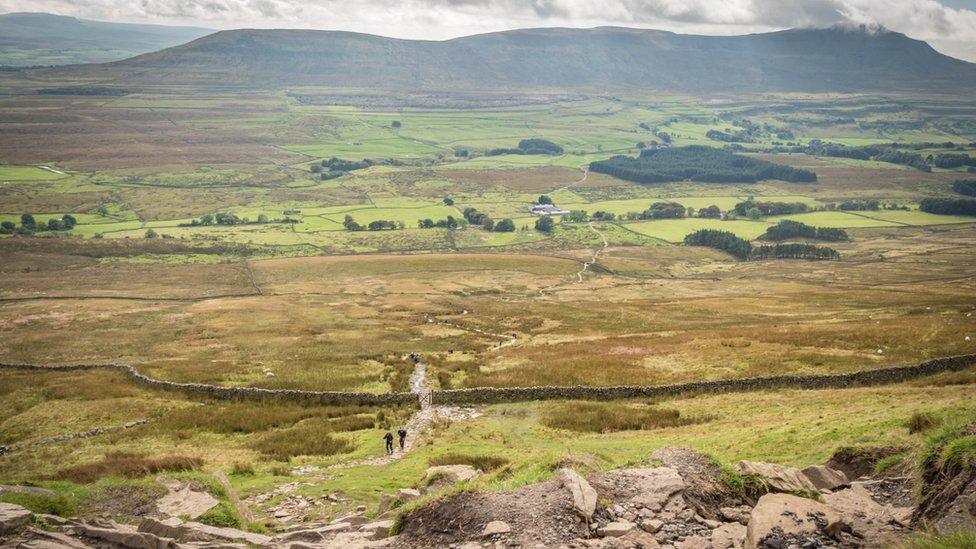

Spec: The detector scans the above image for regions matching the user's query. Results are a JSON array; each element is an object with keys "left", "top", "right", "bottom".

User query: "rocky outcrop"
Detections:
[
  {"left": 155, "top": 478, "right": 219, "bottom": 520},
  {"left": 734, "top": 461, "right": 818, "bottom": 494},
  {"left": 801, "top": 465, "right": 849, "bottom": 492},
  {"left": 0, "top": 502, "right": 33, "bottom": 535},
  {"left": 423, "top": 464, "right": 481, "bottom": 492},
  {"left": 138, "top": 516, "right": 272, "bottom": 545},
  {"left": 744, "top": 493, "right": 845, "bottom": 548}
]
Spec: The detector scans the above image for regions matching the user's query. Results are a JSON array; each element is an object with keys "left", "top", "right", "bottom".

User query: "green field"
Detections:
[{"left": 0, "top": 165, "right": 67, "bottom": 181}]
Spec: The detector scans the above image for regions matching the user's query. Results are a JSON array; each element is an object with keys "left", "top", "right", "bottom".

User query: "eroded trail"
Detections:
[
  {"left": 328, "top": 360, "right": 479, "bottom": 469},
  {"left": 539, "top": 221, "right": 609, "bottom": 295}
]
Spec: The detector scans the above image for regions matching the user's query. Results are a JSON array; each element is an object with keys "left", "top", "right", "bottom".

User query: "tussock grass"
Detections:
[
  {"left": 429, "top": 453, "right": 509, "bottom": 472},
  {"left": 541, "top": 401, "right": 709, "bottom": 433},
  {"left": 908, "top": 411, "right": 940, "bottom": 434},
  {"left": 56, "top": 452, "right": 202, "bottom": 483},
  {"left": 246, "top": 416, "right": 375, "bottom": 460},
  {"left": 898, "top": 530, "right": 976, "bottom": 549},
  {"left": 156, "top": 401, "right": 371, "bottom": 434}
]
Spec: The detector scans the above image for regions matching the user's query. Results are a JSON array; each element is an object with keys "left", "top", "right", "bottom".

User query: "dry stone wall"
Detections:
[
  {"left": 0, "top": 362, "right": 416, "bottom": 406},
  {"left": 1, "top": 353, "right": 973, "bottom": 406},
  {"left": 431, "top": 353, "right": 976, "bottom": 405}
]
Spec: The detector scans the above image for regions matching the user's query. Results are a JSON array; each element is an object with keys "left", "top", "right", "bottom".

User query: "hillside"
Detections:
[
  {"left": 40, "top": 24, "right": 976, "bottom": 93},
  {"left": 0, "top": 12, "right": 212, "bottom": 66}
]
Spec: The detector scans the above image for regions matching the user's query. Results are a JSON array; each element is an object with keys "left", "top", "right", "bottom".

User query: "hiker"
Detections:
[
  {"left": 397, "top": 428, "right": 407, "bottom": 450},
  {"left": 384, "top": 431, "right": 394, "bottom": 455}
]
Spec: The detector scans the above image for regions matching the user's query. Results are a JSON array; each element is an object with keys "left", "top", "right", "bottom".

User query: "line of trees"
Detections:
[
  {"left": 919, "top": 198, "right": 976, "bottom": 216},
  {"left": 684, "top": 229, "right": 753, "bottom": 260},
  {"left": 342, "top": 215, "right": 403, "bottom": 231},
  {"left": 954, "top": 180, "right": 976, "bottom": 197},
  {"left": 684, "top": 229, "right": 838, "bottom": 260},
  {"left": 761, "top": 220, "right": 848, "bottom": 242},
  {"left": 589, "top": 146, "right": 817, "bottom": 185},
  {"left": 780, "top": 140, "right": 976, "bottom": 173},
  {"left": 310, "top": 157, "right": 375, "bottom": 180},
  {"left": 734, "top": 199, "right": 810, "bottom": 218},
  {"left": 486, "top": 138, "right": 564, "bottom": 156},
  {"left": 182, "top": 212, "right": 289, "bottom": 227},
  {"left": 751, "top": 243, "right": 840, "bottom": 260},
  {"left": 0, "top": 213, "right": 77, "bottom": 235}
]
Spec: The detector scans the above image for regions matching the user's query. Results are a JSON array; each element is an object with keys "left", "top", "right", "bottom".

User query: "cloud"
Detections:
[{"left": 4, "top": 0, "right": 976, "bottom": 60}]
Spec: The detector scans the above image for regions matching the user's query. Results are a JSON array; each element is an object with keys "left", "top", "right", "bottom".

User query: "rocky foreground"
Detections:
[{"left": 1, "top": 447, "right": 972, "bottom": 549}]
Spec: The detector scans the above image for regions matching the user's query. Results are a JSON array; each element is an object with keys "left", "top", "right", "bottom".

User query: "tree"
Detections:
[
  {"left": 20, "top": 214, "right": 36, "bottom": 229},
  {"left": 0, "top": 221, "right": 14, "bottom": 231},
  {"left": 537, "top": 195, "right": 553, "bottom": 205},
  {"left": 310, "top": 164, "right": 323, "bottom": 173},
  {"left": 418, "top": 218, "right": 434, "bottom": 229},
  {"left": 257, "top": 214, "right": 269, "bottom": 223},
  {"left": 564, "top": 210, "right": 588, "bottom": 223},
  {"left": 698, "top": 205, "right": 722, "bottom": 218},
  {"left": 454, "top": 149, "right": 468, "bottom": 158},
  {"left": 97, "top": 204, "right": 110, "bottom": 217},
  {"left": 145, "top": 228, "right": 159, "bottom": 238},
  {"left": 535, "top": 216, "right": 555, "bottom": 233},
  {"left": 391, "top": 120, "right": 401, "bottom": 128},
  {"left": 641, "top": 202, "right": 685, "bottom": 220},
  {"left": 443, "top": 197, "right": 454, "bottom": 206},
  {"left": 684, "top": 229, "right": 752, "bottom": 260},
  {"left": 61, "top": 214, "right": 77, "bottom": 229},
  {"left": 494, "top": 218, "right": 516, "bottom": 232},
  {"left": 343, "top": 215, "right": 362, "bottom": 231},
  {"left": 200, "top": 214, "right": 214, "bottom": 226},
  {"left": 47, "top": 218, "right": 64, "bottom": 231}
]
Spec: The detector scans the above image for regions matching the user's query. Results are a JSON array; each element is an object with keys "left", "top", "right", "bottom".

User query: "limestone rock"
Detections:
[
  {"left": 17, "top": 528, "right": 94, "bottom": 549},
  {"left": 396, "top": 488, "right": 421, "bottom": 504},
  {"left": 640, "top": 519, "right": 663, "bottom": 533},
  {"left": 711, "top": 522, "right": 746, "bottom": 549},
  {"left": 734, "top": 461, "right": 818, "bottom": 494},
  {"left": 359, "top": 519, "right": 395, "bottom": 540},
  {"left": 617, "top": 468, "right": 686, "bottom": 511},
  {"left": 77, "top": 523, "right": 177, "bottom": 549},
  {"left": 481, "top": 520, "right": 512, "bottom": 537},
  {"left": 558, "top": 468, "right": 598, "bottom": 521},
  {"left": 138, "top": 516, "right": 272, "bottom": 546},
  {"left": 0, "top": 502, "right": 34, "bottom": 535},
  {"left": 155, "top": 479, "right": 220, "bottom": 520},
  {"left": 599, "top": 521, "right": 636, "bottom": 538},
  {"left": 933, "top": 478, "right": 976, "bottom": 534},
  {"left": 801, "top": 465, "right": 849, "bottom": 492},
  {"left": 424, "top": 465, "right": 481, "bottom": 485},
  {"left": 674, "top": 535, "right": 709, "bottom": 549},
  {"left": 318, "top": 522, "right": 353, "bottom": 534},
  {"left": 719, "top": 507, "right": 750, "bottom": 526},
  {"left": 745, "top": 493, "right": 845, "bottom": 548}
]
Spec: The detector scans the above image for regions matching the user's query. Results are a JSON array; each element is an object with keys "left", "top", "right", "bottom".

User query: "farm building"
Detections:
[{"left": 529, "top": 204, "right": 570, "bottom": 216}]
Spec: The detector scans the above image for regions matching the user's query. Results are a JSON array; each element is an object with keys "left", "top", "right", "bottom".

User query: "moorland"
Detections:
[{"left": 1, "top": 26, "right": 976, "bottom": 546}]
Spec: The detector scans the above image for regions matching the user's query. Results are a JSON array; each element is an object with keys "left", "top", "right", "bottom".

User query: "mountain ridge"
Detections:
[
  {"left": 29, "top": 23, "right": 976, "bottom": 93},
  {"left": 0, "top": 12, "right": 213, "bottom": 66}
]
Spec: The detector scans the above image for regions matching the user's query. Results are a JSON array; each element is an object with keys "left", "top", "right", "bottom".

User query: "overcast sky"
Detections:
[{"left": 5, "top": 0, "right": 976, "bottom": 61}]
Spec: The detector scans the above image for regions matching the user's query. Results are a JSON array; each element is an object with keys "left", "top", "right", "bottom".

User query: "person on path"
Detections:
[
  {"left": 397, "top": 428, "right": 407, "bottom": 451},
  {"left": 384, "top": 431, "right": 394, "bottom": 455}
]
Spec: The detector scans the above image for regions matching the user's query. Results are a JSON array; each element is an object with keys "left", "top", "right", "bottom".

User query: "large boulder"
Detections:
[
  {"left": 396, "top": 488, "right": 420, "bottom": 505},
  {"left": 0, "top": 502, "right": 34, "bottom": 535},
  {"left": 822, "top": 484, "right": 903, "bottom": 546},
  {"left": 627, "top": 467, "right": 686, "bottom": 510},
  {"left": 76, "top": 523, "right": 177, "bottom": 549},
  {"left": 734, "top": 461, "right": 818, "bottom": 494},
  {"left": 711, "top": 522, "right": 746, "bottom": 549},
  {"left": 424, "top": 465, "right": 481, "bottom": 485},
  {"left": 359, "top": 519, "right": 395, "bottom": 540},
  {"left": 558, "top": 468, "right": 598, "bottom": 521},
  {"left": 154, "top": 479, "right": 219, "bottom": 520},
  {"left": 744, "top": 493, "right": 845, "bottom": 548},
  {"left": 137, "top": 516, "right": 272, "bottom": 546},
  {"left": 801, "top": 465, "right": 849, "bottom": 492}
]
